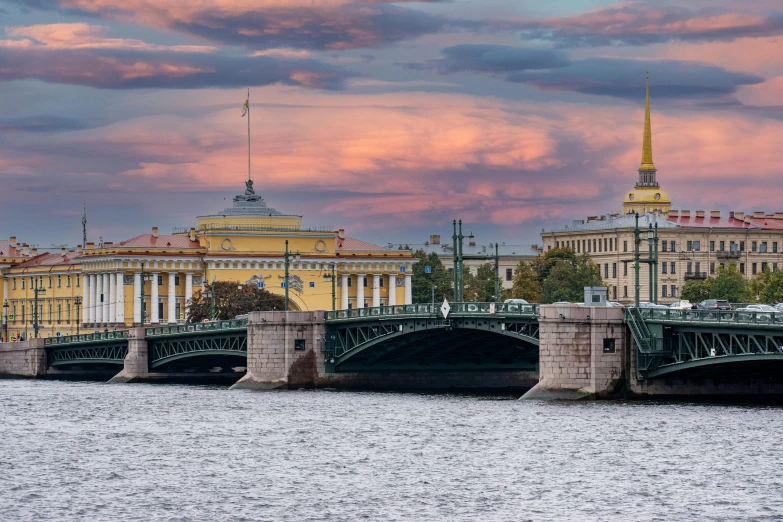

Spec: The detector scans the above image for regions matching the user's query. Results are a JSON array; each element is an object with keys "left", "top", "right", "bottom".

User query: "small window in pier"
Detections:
[
  {"left": 603, "top": 339, "right": 615, "bottom": 353},
  {"left": 294, "top": 339, "right": 306, "bottom": 351}
]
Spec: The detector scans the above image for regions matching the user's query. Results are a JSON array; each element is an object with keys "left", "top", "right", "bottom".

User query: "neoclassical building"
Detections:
[{"left": 1, "top": 182, "right": 415, "bottom": 340}]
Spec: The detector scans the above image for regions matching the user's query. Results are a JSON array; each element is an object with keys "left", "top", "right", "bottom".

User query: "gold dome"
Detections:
[{"left": 623, "top": 187, "right": 671, "bottom": 214}]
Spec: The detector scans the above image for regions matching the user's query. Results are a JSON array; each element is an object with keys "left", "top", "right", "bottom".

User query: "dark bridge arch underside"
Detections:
[
  {"left": 644, "top": 354, "right": 783, "bottom": 379},
  {"left": 332, "top": 327, "right": 539, "bottom": 372}
]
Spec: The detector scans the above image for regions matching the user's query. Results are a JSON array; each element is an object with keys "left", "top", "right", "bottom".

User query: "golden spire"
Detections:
[{"left": 639, "top": 71, "right": 656, "bottom": 172}]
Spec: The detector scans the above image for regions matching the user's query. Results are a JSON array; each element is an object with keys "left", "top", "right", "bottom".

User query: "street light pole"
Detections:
[
  {"left": 653, "top": 223, "right": 659, "bottom": 304},
  {"left": 2, "top": 299, "right": 8, "bottom": 342},
  {"left": 331, "top": 263, "right": 336, "bottom": 312},
  {"left": 431, "top": 285, "right": 436, "bottom": 308},
  {"left": 140, "top": 263, "right": 146, "bottom": 326},
  {"left": 457, "top": 220, "right": 464, "bottom": 302},
  {"left": 452, "top": 220, "right": 458, "bottom": 302},
  {"left": 74, "top": 296, "right": 82, "bottom": 335},
  {"left": 284, "top": 240, "right": 290, "bottom": 311},
  {"left": 494, "top": 243, "right": 500, "bottom": 303},
  {"left": 210, "top": 277, "right": 216, "bottom": 320},
  {"left": 634, "top": 213, "right": 641, "bottom": 308},
  {"left": 647, "top": 224, "right": 654, "bottom": 305}
]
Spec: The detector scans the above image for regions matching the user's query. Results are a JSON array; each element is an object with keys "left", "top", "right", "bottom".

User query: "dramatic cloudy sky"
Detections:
[{"left": 1, "top": 0, "right": 782, "bottom": 247}]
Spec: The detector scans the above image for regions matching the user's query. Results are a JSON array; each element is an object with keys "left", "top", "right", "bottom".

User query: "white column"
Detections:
[
  {"left": 89, "top": 274, "right": 96, "bottom": 323},
  {"left": 404, "top": 274, "right": 412, "bottom": 305},
  {"left": 116, "top": 273, "right": 124, "bottom": 324},
  {"left": 109, "top": 273, "right": 116, "bottom": 324},
  {"left": 150, "top": 273, "right": 159, "bottom": 323},
  {"left": 82, "top": 274, "right": 89, "bottom": 325},
  {"left": 388, "top": 275, "right": 396, "bottom": 306},
  {"left": 356, "top": 274, "right": 365, "bottom": 308},
  {"left": 133, "top": 272, "right": 141, "bottom": 324},
  {"left": 167, "top": 272, "right": 176, "bottom": 324},
  {"left": 372, "top": 274, "right": 381, "bottom": 307},
  {"left": 185, "top": 273, "right": 193, "bottom": 319},
  {"left": 95, "top": 274, "right": 102, "bottom": 323},
  {"left": 102, "top": 273, "right": 110, "bottom": 324},
  {"left": 341, "top": 274, "right": 349, "bottom": 310}
]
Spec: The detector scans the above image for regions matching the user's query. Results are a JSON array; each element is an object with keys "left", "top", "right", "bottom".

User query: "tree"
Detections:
[
  {"left": 463, "top": 263, "right": 504, "bottom": 302},
  {"left": 708, "top": 264, "right": 752, "bottom": 303},
  {"left": 411, "top": 249, "right": 453, "bottom": 304},
  {"left": 681, "top": 279, "right": 711, "bottom": 304},
  {"left": 510, "top": 261, "right": 540, "bottom": 302},
  {"left": 757, "top": 267, "right": 783, "bottom": 303},
  {"left": 186, "top": 281, "right": 285, "bottom": 322},
  {"left": 539, "top": 257, "right": 604, "bottom": 304},
  {"left": 531, "top": 247, "right": 577, "bottom": 286}
]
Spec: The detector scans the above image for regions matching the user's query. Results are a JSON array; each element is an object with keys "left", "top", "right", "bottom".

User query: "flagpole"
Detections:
[{"left": 247, "top": 88, "right": 251, "bottom": 182}]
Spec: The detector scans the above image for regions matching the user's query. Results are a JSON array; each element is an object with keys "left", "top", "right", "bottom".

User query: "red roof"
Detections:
[
  {"left": 667, "top": 216, "right": 752, "bottom": 229},
  {"left": 336, "top": 237, "right": 390, "bottom": 252},
  {"left": 0, "top": 240, "right": 26, "bottom": 258},
  {"left": 117, "top": 234, "right": 202, "bottom": 249},
  {"left": 16, "top": 251, "right": 82, "bottom": 268}
]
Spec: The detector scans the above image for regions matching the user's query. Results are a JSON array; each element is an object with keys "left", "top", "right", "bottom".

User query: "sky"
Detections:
[{"left": 1, "top": 0, "right": 782, "bottom": 249}]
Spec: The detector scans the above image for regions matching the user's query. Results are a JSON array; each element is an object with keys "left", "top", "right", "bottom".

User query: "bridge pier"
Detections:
[
  {"left": 0, "top": 339, "right": 47, "bottom": 378},
  {"left": 109, "top": 328, "right": 149, "bottom": 383},
  {"left": 231, "top": 311, "right": 325, "bottom": 390},
  {"left": 522, "top": 305, "right": 625, "bottom": 400}
]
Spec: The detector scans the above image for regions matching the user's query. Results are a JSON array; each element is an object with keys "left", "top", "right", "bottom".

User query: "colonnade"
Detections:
[
  {"left": 339, "top": 273, "right": 412, "bottom": 310},
  {"left": 81, "top": 272, "right": 193, "bottom": 325}
]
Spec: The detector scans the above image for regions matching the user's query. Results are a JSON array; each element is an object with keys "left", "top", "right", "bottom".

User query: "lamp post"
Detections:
[
  {"left": 457, "top": 220, "right": 464, "bottom": 302},
  {"left": 634, "top": 213, "right": 641, "bottom": 308},
  {"left": 2, "top": 299, "right": 8, "bottom": 342},
  {"left": 33, "top": 281, "right": 46, "bottom": 338},
  {"left": 331, "top": 263, "right": 336, "bottom": 312},
  {"left": 494, "top": 243, "right": 500, "bottom": 303},
  {"left": 431, "top": 285, "right": 436, "bottom": 308},
  {"left": 647, "top": 224, "right": 655, "bottom": 305},
  {"left": 283, "top": 240, "right": 301, "bottom": 312},
  {"left": 74, "top": 295, "right": 82, "bottom": 335},
  {"left": 452, "top": 220, "right": 458, "bottom": 302},
  {"left": 140, "top": 263, "right": 146, "bottom": 326}
]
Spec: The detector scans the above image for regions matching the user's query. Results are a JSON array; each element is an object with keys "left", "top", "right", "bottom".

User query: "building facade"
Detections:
[{"left": 1, "top": 181, "right": 416, "bottom": 340}]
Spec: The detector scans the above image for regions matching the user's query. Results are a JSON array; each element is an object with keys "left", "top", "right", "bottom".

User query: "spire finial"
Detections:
[{"left": 639, "top": 71, "right": 655, "bottom": 172}]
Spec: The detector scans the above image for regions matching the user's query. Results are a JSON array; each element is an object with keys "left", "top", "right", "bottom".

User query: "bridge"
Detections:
[{"left": 628, "top": 307, "right": 783, "bottom": 379}]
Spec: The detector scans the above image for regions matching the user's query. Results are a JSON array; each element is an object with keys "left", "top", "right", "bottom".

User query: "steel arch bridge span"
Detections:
[
  {"left": 47, "top": 341, "right": 128, "bottom": 368},
  {"left": 148, "top": 331, "right": 247, "bottom": 369},
  {"left": 325, "top": 316, "right": 539, "bottom": 373}
]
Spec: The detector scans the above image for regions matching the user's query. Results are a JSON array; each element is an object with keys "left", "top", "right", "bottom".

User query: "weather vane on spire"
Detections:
[{"left": 241, "top": 88, "right": 252, "bottom": 193}]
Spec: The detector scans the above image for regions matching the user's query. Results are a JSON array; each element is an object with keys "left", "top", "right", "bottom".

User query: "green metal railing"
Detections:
[
  {"left": 638, "top": 308, "right": 783, "bottom": 326},
  {"left": 145, "top": 318, "right": 249, "bottom": 337},
  {"left": 325, "top": 302, "right": 539, "bottom": 321},
  {"left": 44, "top": 330, "right": 129, "bottom": 346}
]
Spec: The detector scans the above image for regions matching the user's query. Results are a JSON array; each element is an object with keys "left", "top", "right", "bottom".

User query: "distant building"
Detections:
[{"left": 403, "top": 234, "right": 541, "bottom": 290}]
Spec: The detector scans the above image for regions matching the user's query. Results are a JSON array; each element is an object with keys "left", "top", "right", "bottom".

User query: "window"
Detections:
[
  {"left": 612, "top": 263, "right": 617, "bottom": 278},
  {"left": 624, "top": 263, "right": 628, "bottom": 276},
  {"left": 695, "top": 262, "right": 701, "bottom": 274},
  {"left": 730, "top": 241, "right": 736, "bottom": 252},
  {"left": 775, "top": 263, "right": 779, "bottom": 272},
  {"left": 556, "top": 241, "right": 560, "bottom": 248},
  {"left": 604, "top": 264, "right": 609, "bottom": 278},
  {"left": 719, "top": 241, "right": 725, "bottom": 251},
  {"left": 175, "top": 275, "right": 181, "bottom": 286},
  {"left": 157, "top": 275, "right": 163, "bottom": 285},
  {"left": 752, "top": 241, "right": 757, "bottom": 252},
  {"left": 775, "top": 242, "right": 779, "bottom": 253},
  {"left": 687, "top": 241, "right": 693, "bottom": 252},
  {"left": 662, "top": 285, "right": 668, "bottom": 297},
  {"left": 710, "top": 262, "right": 715, "bottom": 274},
  {"left": 710, "top": 241, "right": 715, "bottom": 252},
  {"left": 720, "top": 263, "right": 725, "bottom": 270},
  {"left": 380, "top": 278, "right": 385, "bottom": 288},
  {"left": 66, "top": 303, "right": 71, "bottom": 322},
  {"left": 693, "top": 241, "right": 700, "bottom": 252},
  {"left": 623, "top": 241, "right": 628, "bottom": 252},
  {"left": 671, "top": 240, "right": 676, "bottom": 252},
  {"left": 66, "top": 276, "right": 71, "bottom": 288},
  {"left": 687, "top": 261, "right": 693, "bottom": 274},
  {"left": 603, "top": 339, "right": 615, "bottom": 353},
  {"left": 604, "top": 238, "right": 608, "bottom": 252},
  {"left": 752, "top": 263, "right": 757, "bottom": 275},
  {"left": 662, "top": 263, "right": 667, "bottom": 274},
  {"left": 662, "top": 240, "right": 668, "bottom": 252},
  {"left": 506, "top": 268, "right": 513, "bottom": 281},
  {"left": 623, "top": 286, "right": 628, "bottom": 298},
  {"left": 740, "top": 263, "right": 745, "bottom": 275},
  {"left": 13, "top": 279, "right": 16, "bottom": 290},
  {"left": 57, "top": 303, "right": 61, "bottom": 322},
  {"left": 740, "top": 241, "right": 745, "bottom": 252},
  {"left": 671, "top": 262, "right": 676, "bottom": 274},
  {"left": 48, "top": 277, "right": 52, "bottom": 288},
  {"left": 761, "top": 242, "right": 768, "bottom": 253},
  {"left": 613, "top": 286, "right": 617, "bottom": 299},
  {"left": 593, "top": 239, "right": 597, "bottom": 252},
  {"left": 363, "top": 277, "right": 368, "bottom": 287},
  {"left": 347, "top": 277, "right": 352, "bottom": 287},
  {"left": 76, "top": 276, "right": 80, "bottom": 287},
  {"left": 610, "top": 238, "right": 613, "bottom": 251},
  {"left": 21, "top": 279, "right": 25, "bottom": 290},
  {"left": 672, "top": 285, "right": 678, "bottom": 298},
  {"left": 57, "top": 276, "right": 61, "bottom": 288},
  {"left": 577, "top": 241, "right": 581, "bottom": 253},
  {"left": 762, "top": 262, "right": 768, "bottom": 273}
]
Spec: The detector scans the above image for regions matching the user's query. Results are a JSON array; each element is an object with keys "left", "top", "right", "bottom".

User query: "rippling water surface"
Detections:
[{"left": 2, "top": 380, "right": 783, "bottom": 521}]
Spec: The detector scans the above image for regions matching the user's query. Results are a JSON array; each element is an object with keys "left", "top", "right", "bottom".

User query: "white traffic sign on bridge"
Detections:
[{"left": 441, "top": 299, "right": 451, "bottom": 319}]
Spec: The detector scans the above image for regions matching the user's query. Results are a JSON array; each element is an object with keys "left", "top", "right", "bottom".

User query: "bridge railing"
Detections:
[
  {"left": 325, "top": 302, "right": 538, "bottom": 321},
  {"left": 145, "top": 318, "right": 249, "bottom": 337},
  {"left": 44, "top": 330, "right": 129, "bottom": 346},
  {"left": 639, "top": 308, "right": 783, "bottom": 326}
]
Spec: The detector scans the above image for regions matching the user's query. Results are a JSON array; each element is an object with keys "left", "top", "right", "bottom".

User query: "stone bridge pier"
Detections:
[
  {"left": 109, "top": 328, "right": 149, "bottom": 383},
  {"left": 0, "top": 338, "right": 47, "bottom": 378}
]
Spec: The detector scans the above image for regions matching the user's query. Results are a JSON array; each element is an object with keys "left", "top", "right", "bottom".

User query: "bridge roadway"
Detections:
[{"left": 32, "top": 303, "right": 783, "bottom": 389}]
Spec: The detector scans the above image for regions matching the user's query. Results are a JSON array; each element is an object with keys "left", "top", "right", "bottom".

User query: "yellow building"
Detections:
[
  {"left": 1, "top": 181, "right": 416, "bottom": 340},
  {"left": 623, "top": 74, "right": 672, "bottom": 215}
]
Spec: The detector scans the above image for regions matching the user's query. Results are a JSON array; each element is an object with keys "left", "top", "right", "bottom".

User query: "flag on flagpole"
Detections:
[{"left": 241, "top": 95, "right": 249, "bottom": 117}]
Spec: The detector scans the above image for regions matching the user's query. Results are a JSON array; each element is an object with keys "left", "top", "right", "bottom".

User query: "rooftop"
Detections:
[
  {"left": 545, "top": 212, "right": 678, "bottom": 234},
  {"left": 336, "top": 237, "right": 391, "bottom": 252},
  {"left": 114, "top": 233, "right": 202, "bottom": 250},
  {"left": 16, "top": 251, "right": 82, "bottom": 268}
]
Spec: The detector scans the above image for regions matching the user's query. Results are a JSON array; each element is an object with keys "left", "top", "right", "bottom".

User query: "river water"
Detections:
[{"left": 1, "top": 380, "right": 782, "bottom": 522}]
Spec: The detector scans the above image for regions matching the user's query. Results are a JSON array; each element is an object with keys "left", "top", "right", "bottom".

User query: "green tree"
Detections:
[
  {"left": 510, "top": 261, "right": 540, "bottom": 302},
  {"left": 539, "top": 257, "right": 604, "bottom": 304},
  {"left": 757, "top": 267, "right": 783, "bottom": 303},
  {"left": 708, "top": 264, "right": 752, "bottom": 303},
  {"left": 681, "top": 279, "right": 712, "bottom": 304},
  {"left": 186, "top": 281, "right": 285, "bottom": 322},
  {"left": 531, "top": 247, "right": 577, "bottom": 286},
  {"left": 411, "top": 249, "right": 454, "bottom": 304},
  {"left": 463, "top": 263, "right": 504, "bottom": 302}
]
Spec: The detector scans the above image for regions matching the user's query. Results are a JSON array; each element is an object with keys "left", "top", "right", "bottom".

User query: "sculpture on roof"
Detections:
[{"left": 245, "top": 179, "right": 255, "bottom": 196}]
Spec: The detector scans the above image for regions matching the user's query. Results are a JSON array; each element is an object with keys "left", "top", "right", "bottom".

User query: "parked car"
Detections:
[
  {"left": 669, "top": 300, "right": 693, "bottom": 310},
  {"left": 504, "top": 299, "right": 529, "bottom": 305},
  {"left": 693, "top": 299, "right": 732, "bottom": 310},
  {"left": 735, "top": 304, "right": 776, "bottom": 321},
  {"left": 636, "top": 302, "right": 669, "bottom": 309},
  {"left": 774, "top": 303, "right": 783, "bottom": 313},
  {"left": 607, "top": 301, "right": 623, "bottom": 307}
]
